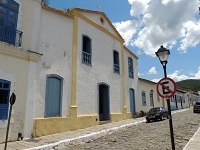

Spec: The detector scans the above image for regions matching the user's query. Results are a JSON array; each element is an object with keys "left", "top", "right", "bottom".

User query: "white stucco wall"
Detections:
[
  {"left": 34, "top": 9, "right": 73, "bottom": 118},
  {"left": 124, "top": 50, "right": 139, "bottom": 113},
  {"left": 23, "top": 62, "right": 37, "bottom": 138},
  {"left": 0, "top": 53, "right": 29, "bottom": 142},
  {"left": 76, "top": 17, "right": 123, "bottom": 116},
  {"left": 30, "top": 1, "right": 42, "bottom": 52}
]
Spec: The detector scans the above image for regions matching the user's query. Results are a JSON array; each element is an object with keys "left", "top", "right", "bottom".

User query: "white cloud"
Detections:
[
  {"left": 151, "top": 78, "right": 160, "bottom": 83},
  {"left": 128, "top": 0, "right": 150, "bottom": 18},
  {"left": 114, "top": 0, "right": 200, "bottom": 56},
  {"left": 167, "top": 70, "right": 189, "bottom": 81},
  {"left": 113, "top": 20, "right": 140, "bottom": 45},
  {"left": 190, "top": 66, "right": 200, "bottom": 79},
  {"left": 147, "top": 67, "right": 157, "bottom": 75},
  {"left": 178, "top": 21, "right": 200, "bottom": 52},
  {"left": 138, "top": 72, "right": 144, "bottom": 77},
  {"left": 151, "top": 67, "right": 200, "bottom": 82}
]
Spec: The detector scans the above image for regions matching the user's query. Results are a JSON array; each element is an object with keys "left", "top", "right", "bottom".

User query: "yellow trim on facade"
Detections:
[
  {"left": 124, "top": 46, "right": 138, "bottom": 60},
  {"left": 41, "top": 5, "right": 73, "bottom": 18},
  {"left": 33, "top": 115, "right": 99, "bottom": 137},
  {"left": 121, "top": 43, "right": 127, "bottom": 113},
  {"left": 68, "top": 8, "right": 124, "bottom": 42},
  {"left": 0, "top": 42, "right": 42, "bottom": 62},
  {"left": 76, "top": 11, "right": 124, "bottom": 43},
  {"left": 111, "top": 113, "right": 132, "bottom": 122},
  {"left": 70, "top": 15, "right": 78, "bottom": 117},
  {"left": 33, "top": 113, "right": 133, "bottom": 137}
]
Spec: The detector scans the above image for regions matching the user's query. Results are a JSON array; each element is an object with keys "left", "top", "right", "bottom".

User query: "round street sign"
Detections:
[{"left": 156, "top": 77, "right": 176, "bottom": 98}]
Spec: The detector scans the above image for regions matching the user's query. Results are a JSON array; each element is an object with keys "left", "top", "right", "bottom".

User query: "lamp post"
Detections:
[
  {"left": 155, "top": 45, "right": 175, "bottom": 150},
  {"left": 150, "top": 89, "right": 154, "bottom": 108}
]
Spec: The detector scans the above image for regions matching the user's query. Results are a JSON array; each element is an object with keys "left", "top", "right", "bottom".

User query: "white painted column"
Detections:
[{"left": 23, "top": 62, "right": 37, "bottom": 138}]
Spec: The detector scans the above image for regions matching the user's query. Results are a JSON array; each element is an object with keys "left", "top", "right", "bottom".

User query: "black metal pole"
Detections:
[
  {"left": 4, "top": 104, "right": 12, "bottom": 150},
  {"left": 4, "top": 93, "right": 16, "bottom": 150},
  {"left": 163, "top": 64, "right": 175, "bottom": 150}
]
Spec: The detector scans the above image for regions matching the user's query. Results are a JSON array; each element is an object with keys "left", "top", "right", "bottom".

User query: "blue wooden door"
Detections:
[
  {"left": 45, "top": 75, "right": 62, "bottom": 117},
  {"left": 130, "top": 88, "right": 136, "bottom": 115}
]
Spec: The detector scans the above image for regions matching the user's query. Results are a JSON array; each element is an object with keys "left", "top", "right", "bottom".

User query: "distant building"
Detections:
[{"left": 170, "top": 89, "right": 190, "bottom": 110}]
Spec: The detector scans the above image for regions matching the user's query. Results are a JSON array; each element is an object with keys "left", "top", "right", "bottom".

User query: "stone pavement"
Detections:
[{"left": 0, "top": 108, "right": 199, "bottom": 150}]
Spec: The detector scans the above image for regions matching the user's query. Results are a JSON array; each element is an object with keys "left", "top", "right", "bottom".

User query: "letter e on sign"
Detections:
[{"left": 156, "top": 78, "right": 176, "bottom": 98}]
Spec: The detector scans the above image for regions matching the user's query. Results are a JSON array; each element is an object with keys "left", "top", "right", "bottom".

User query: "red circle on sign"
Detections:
[{"left": 156, "top": 77, "right": 176, "bottom": 98}]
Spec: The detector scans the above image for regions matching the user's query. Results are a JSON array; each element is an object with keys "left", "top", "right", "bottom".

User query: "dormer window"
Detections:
[{"left": 100, "top": 17, "right": 104, "bottom": 25}]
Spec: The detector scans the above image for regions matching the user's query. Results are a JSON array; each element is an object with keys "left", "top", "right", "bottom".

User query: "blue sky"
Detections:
[{"left": 49, "top": 0, "right": 200, "bottom": 82}]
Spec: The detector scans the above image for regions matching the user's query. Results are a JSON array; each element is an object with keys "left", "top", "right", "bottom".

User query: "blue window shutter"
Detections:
[
  {"left": 150, "top": 93, "right": 153, "bottom": 106},
  {"left": 0, "top": 80, "right": 11, "bottom": 120},
  {"left": 142, "top": 91, "right": 146, "bottom": 106},
  {"left": 130, "top": 89, "right": 136, "bottom": 115},
  {"left": 128, "top": 57, "right": 134, "bottom": 78},
  {"left": 0, "top": 0, "right": 19, "bottom": 45},
  {"left": 0, "top": 104, "right": 9, "bottom": 120},
  {"left": 45, "top": 75, "right": 63, "bottom": 117},
  {"left": 113, "top": 50, "right": 120, "bottom": 74}
]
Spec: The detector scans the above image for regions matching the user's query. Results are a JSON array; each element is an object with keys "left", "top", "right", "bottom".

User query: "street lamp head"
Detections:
[{"left": 155, "top": 45, "right": 170, "bottom": 65}]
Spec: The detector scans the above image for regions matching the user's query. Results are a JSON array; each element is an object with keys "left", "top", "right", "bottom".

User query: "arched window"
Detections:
[
  {"left": 128, "top": 57, "right": 134, "bottom": 78},
  {"left": 113, "top": 50, "right": 120, "bottom": 74},
  {"left": 0, "top": 0, "right": 20, "bottom": 46},
  {"left": 0, "top": 79, "right": 11, "bottom": 120},
  {"left": 82, "top": 35, "right": 92, "bottom": 65}
]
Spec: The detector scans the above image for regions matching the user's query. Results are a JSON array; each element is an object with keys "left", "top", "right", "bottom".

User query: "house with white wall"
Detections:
[
  {"left": 138, "top": 78, "right": 163, "bottom": 113},
  {"left": 138, "top": 78, "right": 191, "bottom": 112},
  {"left": 33, "top": 6, "right": 139, "bottom": 137},
  {"left": 170, "top": 89, "right": 190, "bottom": 110},
  {"left": 0, "top": 0, "right": 42, "bottom": 143}
]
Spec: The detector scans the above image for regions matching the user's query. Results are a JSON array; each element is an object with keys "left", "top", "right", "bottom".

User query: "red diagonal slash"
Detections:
[{"left": 160, "top": 82, "right": 174, "bottom": 94}]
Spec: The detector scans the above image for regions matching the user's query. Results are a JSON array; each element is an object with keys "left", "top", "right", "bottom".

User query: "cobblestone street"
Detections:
[{"left": 54, "top": 109, "right": 200, "bottom": 150}]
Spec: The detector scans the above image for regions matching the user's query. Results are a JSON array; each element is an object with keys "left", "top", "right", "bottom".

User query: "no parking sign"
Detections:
[{"left": 156, "top": 77, "right": 176, "bottom": 98}]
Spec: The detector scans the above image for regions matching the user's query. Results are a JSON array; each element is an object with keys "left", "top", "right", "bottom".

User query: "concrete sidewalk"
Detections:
[
  {"left": 0, "top": 109, "right": 199, "bottom": 150},
  {"left": 183, "top": 126, "right": 200, "bottom": 150}
]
